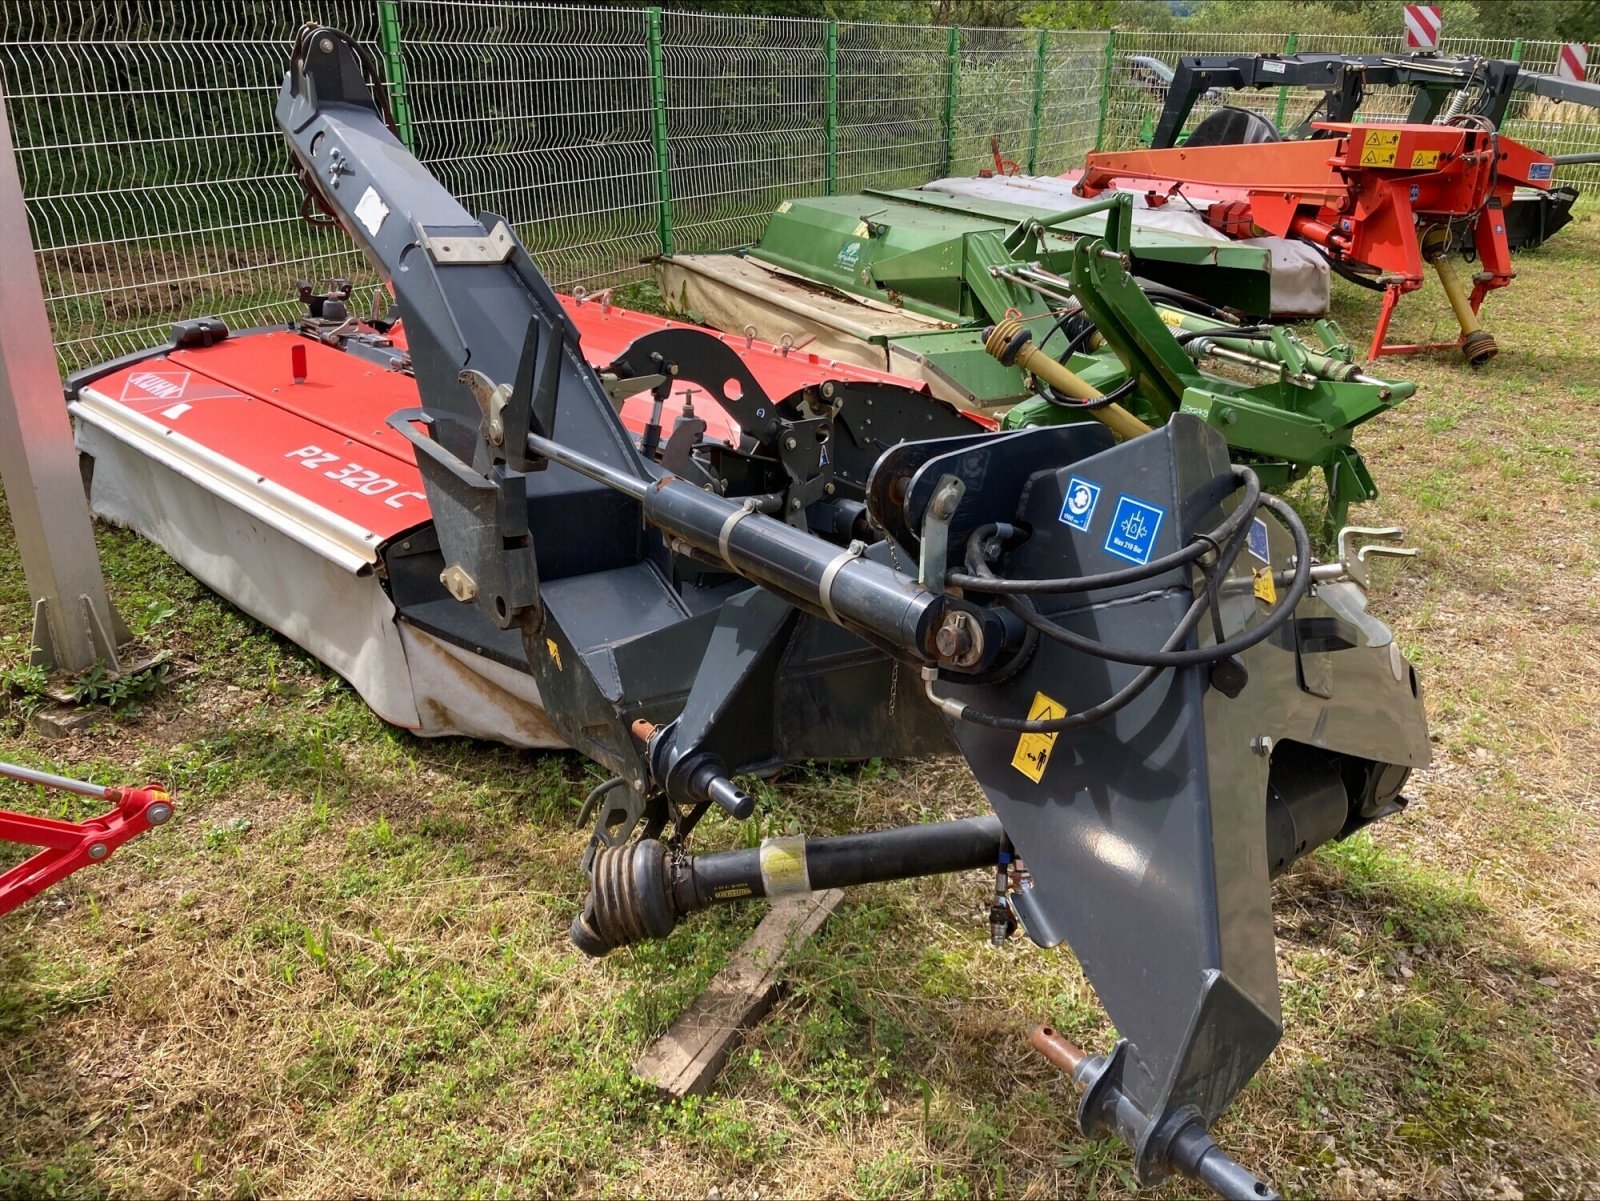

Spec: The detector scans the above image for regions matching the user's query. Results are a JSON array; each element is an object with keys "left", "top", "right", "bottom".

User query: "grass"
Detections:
[{"left": 1, "top": 208, "right": 1599, "bottom": 1200}]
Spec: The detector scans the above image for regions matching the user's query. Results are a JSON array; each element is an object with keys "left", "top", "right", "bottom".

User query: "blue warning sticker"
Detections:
[
  {"left": 1103, "top": 495, "right": 1165, "bottom": 566},
  {"left": 1247, "top": 516, "right": 1270, "bottom": 564},
  {"left": 1529, "top": 162, "right": 1554, "bottom": 181},
  {"left": 1058, "top": 475, "right": 1101, "bottom": 532}
]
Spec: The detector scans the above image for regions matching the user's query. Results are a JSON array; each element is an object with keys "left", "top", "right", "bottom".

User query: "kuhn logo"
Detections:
[{"left": 129, "top": 372, "right": 184, "bottom": 399}]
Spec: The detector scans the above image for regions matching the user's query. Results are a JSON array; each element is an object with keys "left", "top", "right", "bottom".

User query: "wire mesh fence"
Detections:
[
  {"left": 398, "top": 1, "right": 659, "bottom": 290},
  {"left": 835, "top": 21, "right": 949, "bottom": 196},
  {"left": 1, "top": 2, "right": 1596, "bottom": 373},
  {"left": 1, "top": 0, "right": 384, "bottom": 373}
]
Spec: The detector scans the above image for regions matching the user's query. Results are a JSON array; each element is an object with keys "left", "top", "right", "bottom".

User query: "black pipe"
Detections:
[
  {"left": 678, "top": 813, "right": 1006, "bottom": 912},
  {"left": 571, "top": 814, "right": 1004, "bottom": 956},
  {"left": 571, "top": 753, "right": 1354, "bottom": 957}
]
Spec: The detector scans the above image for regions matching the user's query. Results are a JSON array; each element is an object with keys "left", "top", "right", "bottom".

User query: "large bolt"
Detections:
[
  {"left": 935, "top": 611, "right": 983, "bottom": 668},
  {"left": 931, "top": 484, "right": 962, "bottom": 521}
]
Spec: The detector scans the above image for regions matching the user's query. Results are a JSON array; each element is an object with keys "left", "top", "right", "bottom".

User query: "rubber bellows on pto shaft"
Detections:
[{"left": 569, "top": 839, "right": 678, "bottom": 956}]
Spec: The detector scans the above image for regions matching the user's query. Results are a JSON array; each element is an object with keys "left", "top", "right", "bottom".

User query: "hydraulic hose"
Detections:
[
  {"left": 947, "top": 466, "right": 1262, "bottom": 595},
  {"left": 927, "top": 484, "right": 1313, "bottom": 733},
  {"left": 1003, "top": 492, "right": 1312, "bottom": 669}
]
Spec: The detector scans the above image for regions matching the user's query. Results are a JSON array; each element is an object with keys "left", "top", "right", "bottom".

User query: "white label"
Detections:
[
  {"left": 355, "top": 186, "right": 389, "bottom": 238},
  {"left": 1263, "top": 60, "right": 1286, "bottom": 75}
]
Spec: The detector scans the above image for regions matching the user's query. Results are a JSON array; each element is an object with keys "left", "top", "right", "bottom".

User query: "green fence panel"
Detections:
[
  {"left": 648, "top": 7, "right": 674, "bottom": 257},
  {"left": 376, "top": 0, "right": 415, "bottom": 152},
  {"left": 1027, "top": 29, "right": 1048, "bottom": 174}
]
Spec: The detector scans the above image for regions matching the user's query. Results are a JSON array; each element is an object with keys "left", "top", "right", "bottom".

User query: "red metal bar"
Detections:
[{"left": 0, "top": 761, "right": 173, "bottom": 917}]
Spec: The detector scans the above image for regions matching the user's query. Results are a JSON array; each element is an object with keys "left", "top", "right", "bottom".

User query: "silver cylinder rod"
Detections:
[
  {"left": 525, "top": 431, "right": 650, "bottom": 500},
  {"left": 0, "top": 759, "right": 113, "bottom": 800}
]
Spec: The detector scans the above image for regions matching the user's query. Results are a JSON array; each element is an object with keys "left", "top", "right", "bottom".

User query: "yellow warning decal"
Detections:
[
  {"left": 852, "top": 221, "right": 871, "bottom": 238},
  {"left": 546, "top": 638, "right": 563, "bottom": 670},
  {"left": 1359, "top": 129, "right": 1400, "bottom": 168},
  {"left": 1011, "top": 691, "right": 1066, "bottom": 783},
  {"left": 777, "top": 201, "right": 792, "bottom": 213},
  {"left": 1252, "top": 566, "right": 1278, "bottom": 605},
  {"left": 1410, "top": 148, "right": 1440, "bottom": 170},
  {"left": 1160, "top": 309, "right": 1185, "bottom": 327}
]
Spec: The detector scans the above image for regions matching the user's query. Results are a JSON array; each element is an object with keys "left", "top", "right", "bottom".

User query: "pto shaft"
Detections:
[
  {"left": 1431, "top": 255, "right": 1497, "bottom": 366},
  {"left": 983, "top": 317, "right": 1152, "bottom": 442},
  {"left": 571, "top": 814, "right": 1005, "bottom": 955}
]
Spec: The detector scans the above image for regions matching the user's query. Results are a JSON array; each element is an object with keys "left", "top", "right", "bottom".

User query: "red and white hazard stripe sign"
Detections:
[
  {"left": 1558, "top": 42, "right": 1589, "bottom": 83},
  {"left": 1404, "top": 5, "right": 1442, "bottom": 49}
]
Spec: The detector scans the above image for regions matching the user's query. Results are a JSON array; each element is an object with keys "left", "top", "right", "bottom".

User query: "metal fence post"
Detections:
[
  {"left": 1511, "top": 38, "right": 1525, "bottom": 63},
  {"left": 824, "top": 19, "right": 839, "bottom": 195},
  {"left": 942, "top": 26, "right": 960, "bottom": 177},
  {"left": 1027, "top": 29, "right": 1049, "bottom": 175},
  {"left": 1093, "top": 30, "right": 1116, "bottom": 151},
  {"left": 647, "top": 7, "right": 674, "bottom": 257},
  {"left": 1275, "top": 31, "right": 1298, "bottom": 129},
  {"left": 0, "top": 84, "right": 128, "bottom": 672},
  {"left": 376, "top": 0, "right": 416, "bottom": 152}
]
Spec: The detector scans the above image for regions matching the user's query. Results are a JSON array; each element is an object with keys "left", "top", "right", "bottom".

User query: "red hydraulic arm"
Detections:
[
  {"left": 1077, "top": 122, "right": 1555, "bottom": 365},
  {"left": 0, "top": 759, "right": 173, "bottom": 917}
]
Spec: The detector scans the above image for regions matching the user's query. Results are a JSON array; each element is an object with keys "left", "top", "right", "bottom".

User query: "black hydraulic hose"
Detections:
[
  {"left": 933, "top": 491, "right": 1313, "bottom": 734},
  {"left": 1313, "top": 244, "right": 1388, "bottom": 292},
  {"left": 1041, "top": 376, "right": 1137, "bottom": 411},
  {"left": 946, "top": 466, "right": 1261, "bottom": 596},
  {"left": 1174, "top": 324, "right": 1276, "bottom": 345},
  {"left": 954, "top": 592, "right": 1214, "bottom": 733},
  {"left": 576, "top": 776, "right": 626, "bottom": 828},
  {"left": 1003, "top": 492, "right": 1311, "bottom": 669},
  {"left": 933, "top": 498, "right": 1259, "bottom": 733},
  {"left": 1035, "top": 305, "right": 1086, "bottom": 356},
  {"left": 1136, "top": 281, "right": 1232, "bottom": 321}
]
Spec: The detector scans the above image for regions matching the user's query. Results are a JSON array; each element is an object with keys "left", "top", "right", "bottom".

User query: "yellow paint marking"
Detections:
[{"left": 546, "top": 638, "right": 563, "bottom": 670}]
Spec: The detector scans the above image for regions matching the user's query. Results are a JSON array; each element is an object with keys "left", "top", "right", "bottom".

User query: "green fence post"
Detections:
[
  {"left": 942, "top": 26, "right": 960, "bottom": 177},
  {"left": 1511, "top": 38, "right": 1525, "bottom": 63},
  {"left": 825, "top": 19, "right": 839, "bottom": 195},
  {"left": 376, "top": 0, "right": 415, "bottom": 152},
  {"left": 1274, "top": 31, "right": 1298, "bottom": 129},
  {"left": 647, "top": 7, "right": 674, "bottom": 257},
  {"left": 1093, "top": 29, "right": 1116, "bottom": 151},
  {"left": 1027, "top": 29, "right": 1049, "bottom": 175}
]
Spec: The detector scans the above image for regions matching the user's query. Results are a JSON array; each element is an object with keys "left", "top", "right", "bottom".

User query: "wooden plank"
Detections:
[{"left": 634, "top": 888, "right": 845, "bottom": 1098}]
